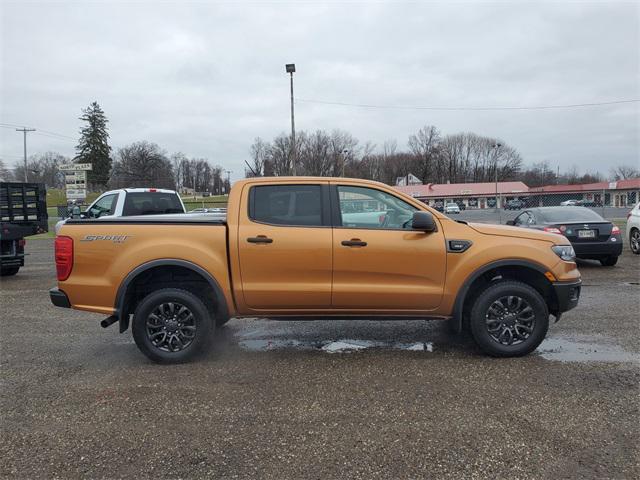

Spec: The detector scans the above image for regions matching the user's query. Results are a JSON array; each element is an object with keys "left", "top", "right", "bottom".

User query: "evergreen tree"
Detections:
[{"left": 75, "top": 101, "right": 112, "bottom": 187}]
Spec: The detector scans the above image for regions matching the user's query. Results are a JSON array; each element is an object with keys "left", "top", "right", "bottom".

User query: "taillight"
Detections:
[
  {"left": 544, "top": 227, "right": 562, "bottom": 235},
  {"left": 55, "top": 236, "right": 74, "bottom": 281},
  {"left": 612, "top": 226, "right": 620, "bottom": 235}
]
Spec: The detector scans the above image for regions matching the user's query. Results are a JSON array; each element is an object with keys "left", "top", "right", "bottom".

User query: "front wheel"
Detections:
[
  {"left": 630, "top": 229, "right": 640, "bottom": 255},
  {"left": 0, "top": 266, "right": 19, "bottom": 276},
  {"left": 600, "top": 256, "right": 618, "bottom": 266},
  {"left": 469, "top": 280, "right": 549, "bottom": 357},
  {"left": 132, "top": 288, "right": 214, "bottom": 363}
]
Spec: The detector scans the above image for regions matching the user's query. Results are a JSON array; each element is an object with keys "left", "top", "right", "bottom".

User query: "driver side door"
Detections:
[{"left": 330, "top": 183, "right": 446, "bottom": 311}]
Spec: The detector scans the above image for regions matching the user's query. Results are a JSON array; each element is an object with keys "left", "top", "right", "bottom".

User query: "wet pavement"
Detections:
[{"left": 1, "top": 240, "right": 639, "bottom": 479}]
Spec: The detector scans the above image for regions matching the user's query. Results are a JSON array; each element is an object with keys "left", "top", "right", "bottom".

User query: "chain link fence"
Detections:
[{"left": 427, "top": 189, "right": 637, "bottom": 225}]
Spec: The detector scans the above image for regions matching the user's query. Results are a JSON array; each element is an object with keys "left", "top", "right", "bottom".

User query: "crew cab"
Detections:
[
  {"left": 50, "top": 177, "right": 582, "bottom": 363},
  {"left": 54, "top": 188, "right": 186, "bottom": 234}
]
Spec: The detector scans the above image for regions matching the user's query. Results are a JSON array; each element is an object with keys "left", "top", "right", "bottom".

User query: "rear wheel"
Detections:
[
  {"left": 469, "top": 280, "right": 549, "bottom": 357},
  {"left": 600, "top": 256, "right": 618, "bottom": 266},
  {"left": 0, "top": 266, "right": 19, "bottom": 276},
  {"left": 630, "top": 229, "right": 640, "bottom": 255},
  {"left": 132, "top": 288, "right": 214, "bottom": 363}
]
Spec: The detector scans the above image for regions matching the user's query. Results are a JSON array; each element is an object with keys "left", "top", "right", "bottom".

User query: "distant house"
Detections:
[{"left": 395, "top": 173, "right": 422, "bottom": 187}]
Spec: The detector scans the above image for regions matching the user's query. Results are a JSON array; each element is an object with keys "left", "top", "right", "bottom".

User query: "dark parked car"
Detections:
[
  {"left": 455, "top": 201, "right": 466, "bottom": 210},
  {"left": 504, "top": 199, "right": 525, "bottom": 210},
  {"left": 433, "top": 201, "right": 444, "bottom": 212},
  {"left": 507, "top": 207, "right": 622, "bottom": 266}
]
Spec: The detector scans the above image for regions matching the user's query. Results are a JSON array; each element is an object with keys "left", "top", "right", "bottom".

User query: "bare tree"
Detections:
[
  {"left": 610, "top": 164, "right": 640, "bottom": 181},
  {"left": 246, "top": 137, "right": 270, "bottom": 177},
  {"left": 13, "top": 152, "right": 67, "bottom": 187},
  {"left": 408, "top": 125, "right": 441, "bottom": 183},
  {"left": 0, "top": 159, "right": 12, "bottom": 181},
  {"left": 109, "top": 141, "right": 175, "bottom": 189}
]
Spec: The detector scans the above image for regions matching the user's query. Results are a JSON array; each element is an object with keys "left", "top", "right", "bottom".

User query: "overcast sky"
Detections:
[{"left": 1, "top": 0, "right": 638, "bottom": 180}]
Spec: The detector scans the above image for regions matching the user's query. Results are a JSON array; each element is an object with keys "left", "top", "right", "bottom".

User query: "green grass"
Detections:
[{"left": 47, "top": 188, "right": 101, "bottom": 207}]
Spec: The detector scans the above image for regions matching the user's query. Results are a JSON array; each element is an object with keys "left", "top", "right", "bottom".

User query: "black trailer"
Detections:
[{"left": 0, "top": 182, "right": 48, "bottom": 276}]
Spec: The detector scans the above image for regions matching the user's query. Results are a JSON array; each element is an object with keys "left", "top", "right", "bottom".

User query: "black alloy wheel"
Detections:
[
  {"left": 132, "top": 288, "right": 214, "bottom": 363},
  {"left": 469, "top": 280, "right": 549, "bottom": 357}
]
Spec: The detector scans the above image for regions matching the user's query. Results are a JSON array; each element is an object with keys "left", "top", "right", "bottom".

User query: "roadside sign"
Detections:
[
  {"left": 66, "top": 188, "right": 87, "bottom": 200},
  {"left": 65, "top": 171, "right": 87, "bottom": 183},
  {"left": 60, "top": 163, "right": 93, "bottom": 171}
]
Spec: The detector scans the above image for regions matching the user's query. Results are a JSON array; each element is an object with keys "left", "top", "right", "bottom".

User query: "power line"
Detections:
[
  {"left": 0, "top": 123, "right": 76, "bottom": 140},
  {"left": 296, "top": 98, "right": 640, "bottom": 111}
]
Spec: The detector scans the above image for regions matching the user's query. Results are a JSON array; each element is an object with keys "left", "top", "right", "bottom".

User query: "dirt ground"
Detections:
[{"left": 1, "top": 240, "right": 638, "bottom": 479}]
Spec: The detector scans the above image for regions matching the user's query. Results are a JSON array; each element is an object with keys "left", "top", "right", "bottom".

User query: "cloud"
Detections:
[{"left": 1, "top": 1, "right": 638, "bottom": 179}]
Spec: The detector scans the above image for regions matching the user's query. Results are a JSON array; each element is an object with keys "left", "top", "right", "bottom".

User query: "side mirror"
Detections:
[
  {"left": 412, "top": 211, "right": 437, "bottom": 232},
  {"left": 506, "top": 220, "right": 515, "bottom": 226}
]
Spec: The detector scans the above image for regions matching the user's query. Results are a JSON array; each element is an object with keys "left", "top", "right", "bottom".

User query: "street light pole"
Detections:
[
  {"left": 16, "top": 127, "right": 36, "bottom": 182},
  {"left": 285, "top": 63, "right": 296, "bottom": 175}
]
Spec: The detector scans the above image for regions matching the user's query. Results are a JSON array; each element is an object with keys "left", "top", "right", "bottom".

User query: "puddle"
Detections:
[
  {"left": 538, "top": 337, "right": 640, "bottom": 364},
  {"left": 238, "top": 338, "right": 434, "bottom": 354}
]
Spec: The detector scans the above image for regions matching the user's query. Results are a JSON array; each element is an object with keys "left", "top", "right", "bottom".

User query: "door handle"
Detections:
[
  {"left": 341, "top": 239, "right": 367, "bottom": 247},
  {"left": 247, "top": 235, "right": 273, "bottom": 244}
]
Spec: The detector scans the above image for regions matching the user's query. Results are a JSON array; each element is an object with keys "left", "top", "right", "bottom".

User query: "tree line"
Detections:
[
  {"left": 1, "top": 102, "right": 638, "bottom": 190},
  {"left": 246, "top": 126, "right": 636, "bottom": 187}
]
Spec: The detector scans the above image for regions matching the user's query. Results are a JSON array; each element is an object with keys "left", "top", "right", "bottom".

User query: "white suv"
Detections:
[{"left": 626, "top": 202, "right": 640, "bottom": 254}]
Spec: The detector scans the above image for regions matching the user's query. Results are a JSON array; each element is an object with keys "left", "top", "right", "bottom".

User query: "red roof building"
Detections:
[{"left": 394, "top": 178, "right": 640, "bottom": 209}]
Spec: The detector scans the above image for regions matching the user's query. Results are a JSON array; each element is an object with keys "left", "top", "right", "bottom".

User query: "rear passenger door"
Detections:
[{"left": 238, "top": 182, "right": 333, "bottom": 310}]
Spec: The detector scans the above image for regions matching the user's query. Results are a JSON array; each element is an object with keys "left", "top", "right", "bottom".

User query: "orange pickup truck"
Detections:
[{"left": 50, "top": 177, "right": 581, "bottom": 363}]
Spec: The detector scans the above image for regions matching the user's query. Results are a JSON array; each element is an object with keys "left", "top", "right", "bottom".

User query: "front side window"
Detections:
[
  {"left": 514, "top": 212, "right": 530, "bottom": 226},
  {"left": 337, "top": 186, "right": 417, "bottom": 229},
  {"left": 88, "top": 194, "right": 117, "bottom": 218},
  {"left": 250, "top": 185, "right": 323, "bottom": 226}
]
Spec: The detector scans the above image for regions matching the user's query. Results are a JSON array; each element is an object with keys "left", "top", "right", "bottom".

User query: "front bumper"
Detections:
[
  {"left": 49, "top": 288, "right": 71, "bottom": 308},
  {"left": 552, "top": 280, "right": 581, "bottom": 313}
]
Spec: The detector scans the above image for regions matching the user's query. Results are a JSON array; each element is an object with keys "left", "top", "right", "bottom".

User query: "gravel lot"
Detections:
[{"left": 1, "top": 239, "right": 639, "bottom": 479}]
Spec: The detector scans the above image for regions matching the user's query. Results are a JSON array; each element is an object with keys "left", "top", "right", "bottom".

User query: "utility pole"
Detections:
[
  {"left": 285, "top": 64, "right": 296, "bottom": 175},
  {"left": 16, "top": 127, "right": 36, "bottom": 182},
  {"left": 342, "top": 150, "right": 349, "bottom": 177},
  {"left": 492, "top": 143, "right": 502, "bottom": 223}
]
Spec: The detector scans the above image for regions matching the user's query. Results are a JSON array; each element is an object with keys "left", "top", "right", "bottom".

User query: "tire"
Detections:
[
  {"left": 599, "top": 256, "right": 618, "bottom": 266},
  {"left": 132, "top": 288, "right": 214, "bottom": 363},
  {"left": 216, "top": 317, "right": 231, "bottom": 327},
  {"left": 0, "top": 266, "right": 20, "bottom": 276},
  {"left": 469, "top": 280, "right": 549, "bottom": 357},
  {"left": 630, "top": 229, "right": 640, "bottom": 255}
]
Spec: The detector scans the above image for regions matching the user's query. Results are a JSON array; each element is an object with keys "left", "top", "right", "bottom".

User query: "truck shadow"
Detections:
[{"left": 211, "top": 318, "right": 477, "bottom": 356}]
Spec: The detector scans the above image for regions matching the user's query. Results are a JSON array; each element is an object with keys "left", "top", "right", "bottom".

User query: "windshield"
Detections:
[{"left": 538, "top": 208, "right": 605, "bottom": 223}]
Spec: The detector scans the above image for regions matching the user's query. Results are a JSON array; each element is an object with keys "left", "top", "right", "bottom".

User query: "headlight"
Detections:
[{"left": 552, "top": 245, "right": 576, "bottom": 262}]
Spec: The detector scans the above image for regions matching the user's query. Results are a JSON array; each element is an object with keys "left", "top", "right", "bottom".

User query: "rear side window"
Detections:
[
  {"left": 122, "top": 192, "right": 184, "bottom": 216},
  {"left": 250, "top": 185, "right": 323, "bottom": 226}
]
